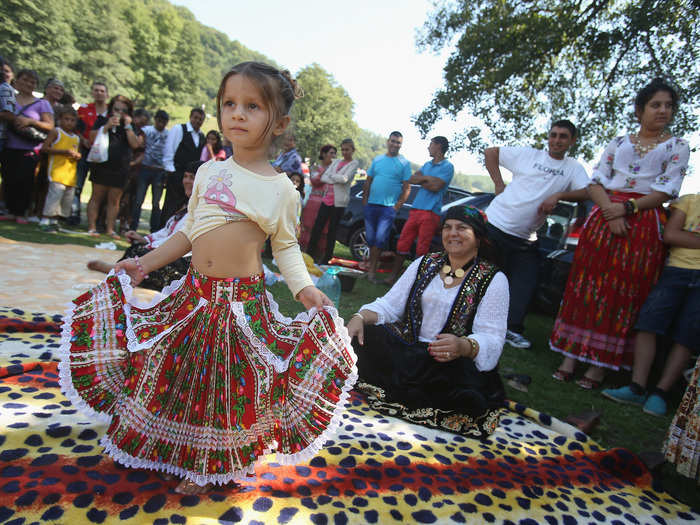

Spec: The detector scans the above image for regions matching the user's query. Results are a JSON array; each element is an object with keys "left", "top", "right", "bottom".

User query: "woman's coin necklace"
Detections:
[
  {"left": 441, "top": 257, "right": 475, "bottom": 285},
  {"left": 630, "top": 132, "right": 669, "bottom": 157}
]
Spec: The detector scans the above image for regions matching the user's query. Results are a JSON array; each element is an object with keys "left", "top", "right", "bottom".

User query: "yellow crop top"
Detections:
[{"left": 180, "top": 158, "right": 313, "bottom": 297}]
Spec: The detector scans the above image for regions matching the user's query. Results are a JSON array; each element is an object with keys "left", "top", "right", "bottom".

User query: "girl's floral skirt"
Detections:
[
  {"left": 664, "top": 355, "right": 700, "bottom": 483},
  {"left": 58, "top": 266, "right": 357, "bottom": 486},
  {"left": 549, "top": 192, "right": 665, "bottom": 370}
]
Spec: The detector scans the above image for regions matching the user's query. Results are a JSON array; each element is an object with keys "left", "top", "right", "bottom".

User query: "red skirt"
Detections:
[
  {"left": 299, "top": 188, "right": 328, "bottom": 253},
  {"left": 58, "top": 266, "right": 357, "bottom": 486},
  {"left": 549, "top": 193, "right": 666, "bottom": 370}
]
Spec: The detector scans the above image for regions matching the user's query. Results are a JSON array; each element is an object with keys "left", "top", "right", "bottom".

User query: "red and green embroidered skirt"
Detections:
[
  {"left": 549, "top": 192, "right": 666, "bottom": 370},
  {"left": 58, "top": 266, "right": 357, "bottom": 486}
]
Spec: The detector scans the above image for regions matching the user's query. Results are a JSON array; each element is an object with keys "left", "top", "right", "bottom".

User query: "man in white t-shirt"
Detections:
[{"left": 484, "top": 119, "right": 590, "bottom": 349}]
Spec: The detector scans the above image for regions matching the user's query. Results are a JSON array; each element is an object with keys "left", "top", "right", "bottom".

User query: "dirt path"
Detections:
[{"left": 0, "top": 237, "right": 157, "bottom": 314}]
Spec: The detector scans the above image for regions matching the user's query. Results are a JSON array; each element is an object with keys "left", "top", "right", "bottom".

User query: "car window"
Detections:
[
  {"left": 443, "top": 189, "right": 467, "bottom": 205},
  {"left": 353, "top": 183, "right": 419, "bottom": 204},
  {"left": 405, "top": 185, "right": 419, "bottom": 205}
]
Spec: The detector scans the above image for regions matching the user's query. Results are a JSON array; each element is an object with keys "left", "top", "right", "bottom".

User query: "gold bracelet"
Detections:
[
  {"left": 351, "top": 312, "right": 365, "bottom": 323},
  {"left": 630, "top": 198, "right": 639, "bottom": 214},
  {"left": 459, "top": 336, "right": 472, "bottom": 358},
  {"left": 468, "top": 337, "right": 480, "bottom": 359}
]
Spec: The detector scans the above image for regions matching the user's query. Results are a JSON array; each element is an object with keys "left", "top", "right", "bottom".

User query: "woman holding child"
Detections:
[
  {"left": 1, "top": 69, "right": 54, "bottom": 223},
  {"left": 550, "top": 78, "right": 690, "bottom": 389}
]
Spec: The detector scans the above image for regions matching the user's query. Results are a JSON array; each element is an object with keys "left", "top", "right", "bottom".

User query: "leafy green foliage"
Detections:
[
  {"left": 2, "top": 0, "right": 388, "bottom": 168},
  {"left": 415, "top": 0, "right": 699, "bottom": 159},
  {"left": 453, "top": 173, "right": 495, "bottom": 192},
  {"left": 0, "top": 0, "right": 273, "bottom": 108},
  {"left": 290, "top": 64, "right": 359, "bottom": 165}
]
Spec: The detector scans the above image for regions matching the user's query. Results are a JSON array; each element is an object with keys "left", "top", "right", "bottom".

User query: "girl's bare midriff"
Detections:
[{"left": 190, "top": 221, "right": 267, "bottom": 278}]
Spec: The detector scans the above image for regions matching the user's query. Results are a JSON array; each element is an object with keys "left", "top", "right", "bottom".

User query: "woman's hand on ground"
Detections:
[
  {"left": 114, "top": 258, "right": 145, "bottom": 286},
  {"left": 602, "top": 202, "right": 626, "bottom": 221},
  {"left": 297, "top": 286, "right": 333, "bottom": 310},
  {"left": 125, "top": 230, "right": 146, "bottom": 243},
  {"left": 346, "top": 315, "right": 364, "bottom": 345},
  {"left": 428, "top": 333, "right": 464, "bottom": 362},
  {"left": 607, "top": 217, "right": 630, "bottom": 237}
]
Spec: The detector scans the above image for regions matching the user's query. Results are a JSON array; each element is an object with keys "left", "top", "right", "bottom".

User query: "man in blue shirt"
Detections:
[
  {"left": 388, "top": 136, "right": 454, "bottom": 282},
  {"left": 272, "top": 134, "right": 303, "bottom": 175},
  {"left": 363, "top": 131, "right": 412, "bottom": 282},
  {"left": 132, "top": 109, "right": 169, "bottom": 232}
]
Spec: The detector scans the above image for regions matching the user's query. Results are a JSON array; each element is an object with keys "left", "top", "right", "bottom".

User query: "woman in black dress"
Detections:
[
  {"left": 346, "top": 205, "right": 508, "bottom": 438},
  {"left": 86, "top": 95, "right": 142, "bottom": 237}
]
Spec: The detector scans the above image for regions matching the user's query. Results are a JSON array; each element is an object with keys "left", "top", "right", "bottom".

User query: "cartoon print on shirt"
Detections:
[{"left": 203, "top": 168, "right": 240, "bottom": 213}]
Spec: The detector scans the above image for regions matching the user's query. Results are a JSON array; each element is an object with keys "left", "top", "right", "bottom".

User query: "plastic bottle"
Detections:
[{"left": 316, "top": 266, "right": 342, "bottom": 308}]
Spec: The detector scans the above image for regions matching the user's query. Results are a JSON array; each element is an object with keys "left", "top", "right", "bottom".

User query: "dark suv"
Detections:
[{"left": 335, "top": 182, "right": 485, "bottom": 260}]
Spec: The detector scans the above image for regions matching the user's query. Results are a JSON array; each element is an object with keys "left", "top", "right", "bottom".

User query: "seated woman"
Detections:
[
  {"left": 86, "top": 161, "right": 202, "bottom": 290},
  {"left": 346, "top": 205, "right": 508, "bottom": 438}
]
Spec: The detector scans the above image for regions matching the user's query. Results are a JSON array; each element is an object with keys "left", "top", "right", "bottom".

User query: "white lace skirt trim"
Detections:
[
  {"left": 112, "top": 271, "right": 208, "bottom": 353},
  {"left": 275, "top": 304, "right": 358, "bottom": 466},
  {"left": 57, "top": 300, "right": 112, "bottom": 425}
]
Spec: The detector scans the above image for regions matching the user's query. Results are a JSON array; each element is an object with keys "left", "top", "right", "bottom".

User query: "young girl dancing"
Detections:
[{"left": 59, "top": 62, "right": 357, "bottom": 495}]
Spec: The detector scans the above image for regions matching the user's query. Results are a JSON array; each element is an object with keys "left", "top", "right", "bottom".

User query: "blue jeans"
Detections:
[
  {"left": 364, "top": 204, "right": 396, "bottom": 249},
  {"left": 635, "top": 265, "right": 700, "bottom": 351},
  {"left": 132, "top": 166, "right": 165, "bottom": 232}
]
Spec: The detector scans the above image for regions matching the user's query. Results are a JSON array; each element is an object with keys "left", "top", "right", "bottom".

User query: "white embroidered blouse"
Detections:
[
  {"left": 144, "top": 213, "right": 188, "bottom": 250},
  {"left": 360, "top": 256, "right": 509, "bottom": 372},
  {"left": 590, "top": 135, "right": 689, "bottom": 198}
]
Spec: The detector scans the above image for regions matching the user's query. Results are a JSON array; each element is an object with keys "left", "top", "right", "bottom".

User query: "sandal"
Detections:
[
  {"left": 174, "top": 479, "right": 212, "bottom": 495},
  {"left": 576, "top": 376, "right": 602, "bottom": 390},
  {"left": 552, "top": 368, "right": 574, "bottom": 382},
  {"left": 87, "top": 230, "right": 99, "bottom": 237},
  {"left": 107, "top": 232, "right": 121, "bottom": 240}
]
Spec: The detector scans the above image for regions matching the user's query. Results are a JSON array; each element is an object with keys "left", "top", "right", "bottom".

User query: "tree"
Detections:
[
  {"left": 415, "top": 0, "right": 699, "bottom": 159},
  {"left": 0, "top": 0, "right": 274, "bottom": 108},
  {"left": 290, "top": 64, "right": 358, "bottom": 163},
  {"left": 353, "top": 128, "right": 387, "bottom": 170}
]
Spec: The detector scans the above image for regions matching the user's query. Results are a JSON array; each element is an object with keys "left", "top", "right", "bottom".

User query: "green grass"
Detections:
[{"left": 1, "top": 217, "right": 698, "bottom": 509}]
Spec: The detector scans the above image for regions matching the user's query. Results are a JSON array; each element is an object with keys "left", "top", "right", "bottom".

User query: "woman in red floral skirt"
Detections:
[{"left": 550, "top": 78, "right": 689, "bottom": 389}]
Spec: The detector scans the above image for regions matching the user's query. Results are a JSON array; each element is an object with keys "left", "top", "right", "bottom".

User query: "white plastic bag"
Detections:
[{"left": 86, "top": 126, "right": 109, "bottom": 163}]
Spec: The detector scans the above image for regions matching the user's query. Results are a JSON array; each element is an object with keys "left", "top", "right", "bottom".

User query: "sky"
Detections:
[{"left": 171, "top": 0, "right": 699, "bottom": 195}]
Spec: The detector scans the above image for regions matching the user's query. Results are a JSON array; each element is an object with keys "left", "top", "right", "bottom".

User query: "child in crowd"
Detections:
[
  {"left": 602, "top": 193, "right": 700, "bottom": 416},
  {"left": 200, "top": 129, "right": 227, "bottom": 162},
  {"left": 39, "top": 107, "right": 81, "bottom": 231},
  {"left": 288, "top": 171, "right": 305, "bottom": 201},
  {"left": 59, "top": 62, "right": 357, "bottom": 495}
]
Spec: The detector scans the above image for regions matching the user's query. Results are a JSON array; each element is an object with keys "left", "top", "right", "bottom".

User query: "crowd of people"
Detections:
[
  {"left": 0, "top": 57, "right": 234, "bottom": 239},
  {"left": 1, "top": 53, "right": 699, "bottom": 491}
]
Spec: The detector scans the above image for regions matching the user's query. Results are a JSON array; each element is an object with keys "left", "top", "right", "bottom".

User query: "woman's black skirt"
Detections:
[{"left": 354, "top": 324, "right": 504, "bottom": 439}]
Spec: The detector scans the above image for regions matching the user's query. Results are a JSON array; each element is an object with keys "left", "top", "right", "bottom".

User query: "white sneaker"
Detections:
[
  {"left": 26, "top": 215, "right": 40, "bottom": 223},
  {"left": 506, "top": 330, "right": 531, "bottom": 349}
]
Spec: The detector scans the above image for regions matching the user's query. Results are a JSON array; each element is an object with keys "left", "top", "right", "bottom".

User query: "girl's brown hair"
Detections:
[{"left": 216, "top": 61, "right": 303, "bottom": 145}]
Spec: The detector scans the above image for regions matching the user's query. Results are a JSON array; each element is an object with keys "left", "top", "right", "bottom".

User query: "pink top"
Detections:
[
  {"left": 200, "top": 147, "right": 227, "bottom": 162},
  {"left": 321, "top": 160, "right": 348, "bottom": 206}
]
